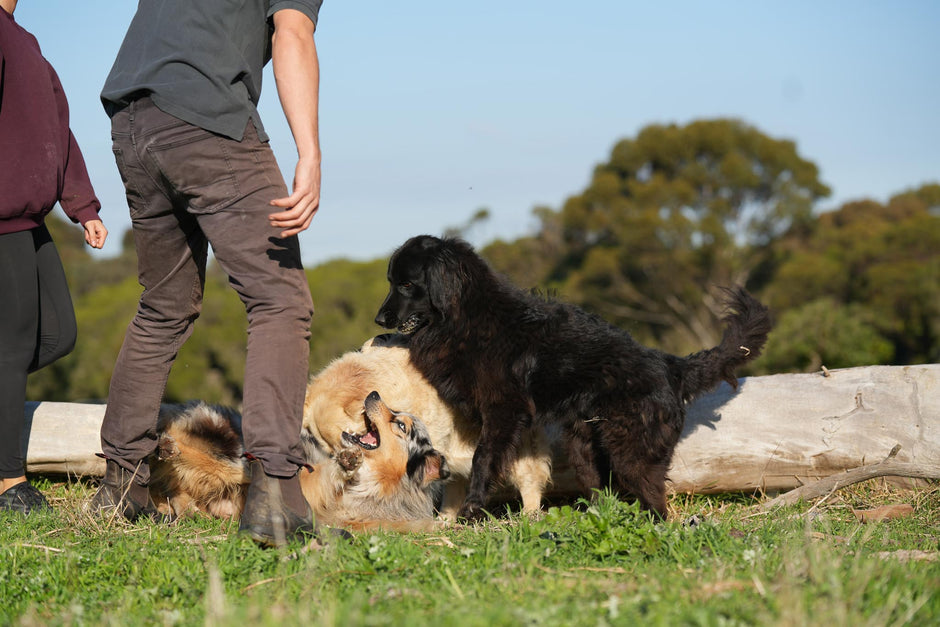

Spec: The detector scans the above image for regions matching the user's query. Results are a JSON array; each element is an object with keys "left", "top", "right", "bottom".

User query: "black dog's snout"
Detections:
[{"left": 374, "top": 296, "right": 396, "bottom": 329}]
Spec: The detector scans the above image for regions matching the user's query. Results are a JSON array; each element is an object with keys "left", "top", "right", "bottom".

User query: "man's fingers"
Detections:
[
  {"left": 269, "top": 190, "right": 303, "bottom": 209},
  {"left": 275, "top": 211, "right": 315, "bottom": 237},
  {"left": 268, "top": 204, "right": 306, "bottom": 222},
  {"left": 268, "top": 195, "right": 319, "bottom": 237},
  {"left": 268, "top": 200, "right": 316, "bottom": 223},
  {"left": 277, "top": 221, "right": 312, "bottom": 238}
]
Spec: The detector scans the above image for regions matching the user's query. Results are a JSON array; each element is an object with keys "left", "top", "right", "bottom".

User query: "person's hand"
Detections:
[
  {"left": 268, "top": 155, "right": 320, "bottom": 238},
  {"left": 83, "top": 219, "right": 108, "bottom": 249}
]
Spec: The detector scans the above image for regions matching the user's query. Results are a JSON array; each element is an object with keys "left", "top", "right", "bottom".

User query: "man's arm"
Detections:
[{"left": 268, "top": 8, "right": 320, "bottom": 238}]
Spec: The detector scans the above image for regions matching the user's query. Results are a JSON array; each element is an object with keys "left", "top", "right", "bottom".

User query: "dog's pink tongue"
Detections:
[{"left": 361, "top": 431, "right": 378, "bottom": 447}]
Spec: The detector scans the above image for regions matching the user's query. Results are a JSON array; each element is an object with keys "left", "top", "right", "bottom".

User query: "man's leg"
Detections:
[
  {"left": 90, "top": 99, "right": 207, "bottom": 521},
  {"left": 119, "top": 101, "right": 314, "bottom": 543},
  {"left": 192, "top": 120, "right": 314, "bottom": 545}
]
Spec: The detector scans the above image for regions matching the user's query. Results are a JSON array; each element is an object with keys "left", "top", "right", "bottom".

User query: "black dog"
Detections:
[{"left": 375, "top": 235, "right": 772, "bottom": 520}]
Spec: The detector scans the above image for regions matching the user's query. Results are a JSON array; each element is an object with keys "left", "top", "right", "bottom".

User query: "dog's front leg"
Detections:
[{"left": 458, "top": 406, "right": 528, "bottom": 521}]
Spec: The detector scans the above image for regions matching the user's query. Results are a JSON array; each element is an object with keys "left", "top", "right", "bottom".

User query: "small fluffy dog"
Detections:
[
  {"left": 375, "top": 235, "right": 773, "bottom": 520},
  {"left": 149, "top": 402, "right": 246, "bottom": 519},
  {"left": 303, "top": 334, "right": 554, "bottom": 518},
  {"left": 149, "top": 391, "right": 450, "bottom": 532}
]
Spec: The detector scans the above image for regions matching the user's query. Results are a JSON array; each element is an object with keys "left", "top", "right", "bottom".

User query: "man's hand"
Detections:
[
  {"left": 269, "top": 155, "right": 320, "bottom": 237},
  {"left": 83, "top": 219, "right": 108, "bottom": 249}
]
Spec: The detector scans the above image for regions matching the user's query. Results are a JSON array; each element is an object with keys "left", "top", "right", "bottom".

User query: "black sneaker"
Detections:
[
  {"left": 0, "top": 482, "right": 51, "bottom": 515},
  {"left": 238, "top": 460, "right": 315, "bottom": 547}
]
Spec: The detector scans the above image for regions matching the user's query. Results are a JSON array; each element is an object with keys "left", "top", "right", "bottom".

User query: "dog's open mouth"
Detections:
[
  {"left": 342, "top": 413, "right": 380, "bottom": 450},
  {"left": 398, "top": 313, "right": 424, "bottom": 335}
]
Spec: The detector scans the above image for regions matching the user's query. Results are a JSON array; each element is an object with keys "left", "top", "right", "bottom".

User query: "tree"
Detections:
[
  {"left": 760, "top": 299, "right": 893, "bottom": 372},
  {"left": 493, "top": 118, "right": 831, "bottom": 354},
  {"left": 765, "top": 183, "right": 940, "bottom": 365}
]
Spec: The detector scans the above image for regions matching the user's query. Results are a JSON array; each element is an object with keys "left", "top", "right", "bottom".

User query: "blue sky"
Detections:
[{"left": 15, "top": 1, "right": 940, "bottom": 266}]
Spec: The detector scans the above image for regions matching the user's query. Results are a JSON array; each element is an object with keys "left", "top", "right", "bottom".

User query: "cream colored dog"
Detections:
[{"left": 302, "top": 334, "right": 553, "bottom": 518}]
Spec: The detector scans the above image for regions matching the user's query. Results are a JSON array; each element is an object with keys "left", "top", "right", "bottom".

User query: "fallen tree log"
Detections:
[
  {"left": 664, "top": 364, "right": 939, "bottom": 495},
  {"left": 24, "top": 365, "right": 940, "bottom": 498},
  {"left": 23, "top": 401, "right": 106, "bottom": 477}
]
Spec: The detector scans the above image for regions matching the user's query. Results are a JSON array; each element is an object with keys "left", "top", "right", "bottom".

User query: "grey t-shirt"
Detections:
[{"left": 101, "top": 0, "right": 322, "bottom": 141}]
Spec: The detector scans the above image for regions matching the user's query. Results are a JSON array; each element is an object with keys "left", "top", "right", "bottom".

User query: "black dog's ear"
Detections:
[{"left": 424, "top": 238, "right": 474, "bottom": 318}]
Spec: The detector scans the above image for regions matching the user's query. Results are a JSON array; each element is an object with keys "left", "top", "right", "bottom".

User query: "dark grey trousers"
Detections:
[{"left": 101, "top": 96, "right": 313, "bottom": 482}]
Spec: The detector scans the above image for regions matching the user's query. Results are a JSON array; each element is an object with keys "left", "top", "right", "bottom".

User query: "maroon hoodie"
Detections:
[{"left": 0, "top": 8, "right": 101, "bottom": 235}]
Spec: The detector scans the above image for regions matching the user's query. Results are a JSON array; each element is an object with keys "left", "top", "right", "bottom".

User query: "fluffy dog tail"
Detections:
[{"left": 671, "top": 287, "right": 772, "bottom": 403}]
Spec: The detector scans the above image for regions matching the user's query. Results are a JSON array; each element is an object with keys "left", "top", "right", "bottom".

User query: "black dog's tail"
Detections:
[{"left": 671, "top": 287, "right": 772, "bottom": 403}]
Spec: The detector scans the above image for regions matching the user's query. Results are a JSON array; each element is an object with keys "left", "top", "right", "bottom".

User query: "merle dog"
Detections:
[{"left": 375, "top": 235, "right": 772, "bottom": 520}]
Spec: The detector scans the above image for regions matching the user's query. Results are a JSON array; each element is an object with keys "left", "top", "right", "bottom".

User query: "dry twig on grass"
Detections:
[{"left": 761, "top": 445, "right": 940, "bottom": 510}]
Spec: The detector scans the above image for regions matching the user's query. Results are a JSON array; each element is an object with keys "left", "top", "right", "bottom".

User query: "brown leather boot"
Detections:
[
  {"left": 238, "top": 460, "right": 314, "bottom": 547},
  {"left": 85, "top": 459, "right": 173, "bottom": 523}
]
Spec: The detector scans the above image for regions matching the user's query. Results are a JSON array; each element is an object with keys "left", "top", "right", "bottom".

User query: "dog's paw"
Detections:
[
  {"left": 156, "top": 435, "right": 180, "bottom": 460},
  {"left": 335, "top": 447, "right": 363, "bottom": 473},
  {"left": 456, "top": 501, "right": 488, "bottom": 522}
]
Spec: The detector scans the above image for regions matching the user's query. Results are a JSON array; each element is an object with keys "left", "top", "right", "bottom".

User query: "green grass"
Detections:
[{"left": 2, "top": 479, "right": 937, "bottom": 626}]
